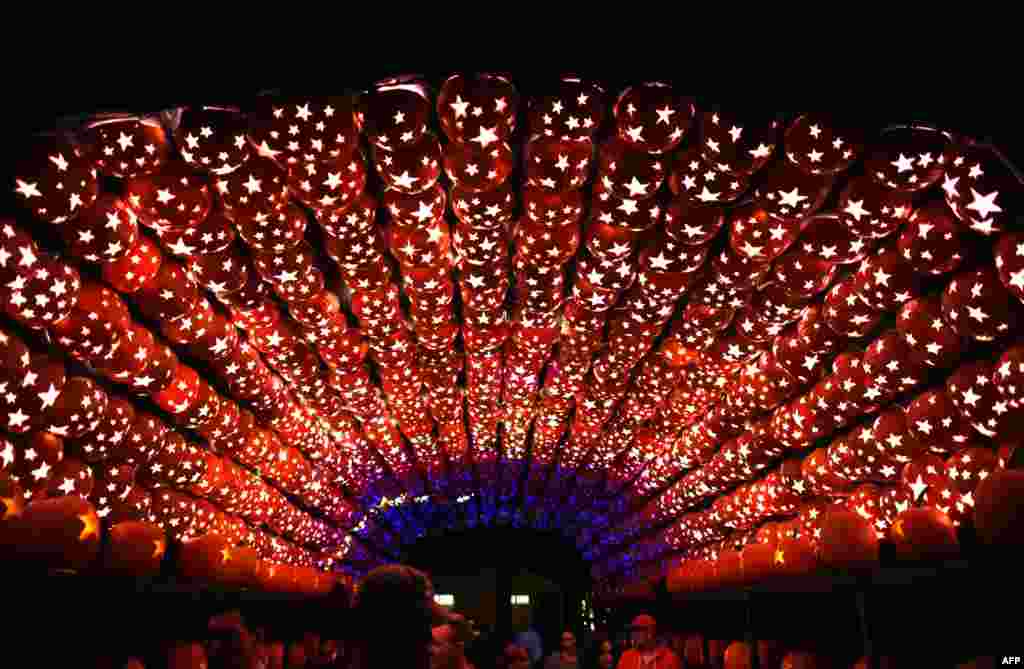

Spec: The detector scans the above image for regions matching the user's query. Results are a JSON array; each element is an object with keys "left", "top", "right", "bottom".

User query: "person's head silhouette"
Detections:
[{"left": 350, "top": 565, "right": 457, "bottom": 669}]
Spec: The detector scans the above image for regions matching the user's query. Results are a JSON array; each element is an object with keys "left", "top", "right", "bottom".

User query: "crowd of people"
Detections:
[
  {"left": 499, "top": 613, "right": 677, "bottom": 669},
  {"left": 90, "top": 563, "right": 997, "bottom": 668},
  {"left": 95, "top": 564, "right": 690, "bottom": 669}
]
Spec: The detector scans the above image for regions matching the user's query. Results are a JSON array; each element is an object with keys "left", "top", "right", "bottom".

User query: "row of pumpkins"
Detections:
[
  {"left": 0, "top": 494, "right": 350, "bottom": 596},
  {"left": 668, "top": 507, "right": 956, "bottom": 594},
  {"left": 597, "top": 465, "right": 1024, "bottom": 600}
]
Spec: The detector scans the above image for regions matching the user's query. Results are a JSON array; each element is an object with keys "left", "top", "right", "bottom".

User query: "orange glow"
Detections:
[
  {"left": 0, "top": 496, "right": 24, "bottom": 520},
  {"left": 78, "top": 512, "right": 100, "bottom": 542},
  {"left": 13, "top": 90, "right": 1020, "bottom": 601},
  {"left": 892, "top": 519, "right": 905, "bottom": 540},
  {"left": 661, "top": 340, "right": 699, "bottom": 368}
]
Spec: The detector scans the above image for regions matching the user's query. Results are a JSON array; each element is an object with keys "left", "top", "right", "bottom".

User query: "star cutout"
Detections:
[
  {"left": 777, "top": 187, "right": 808, "bottom": 209},
  {"left": 891, "top": 153, "right": 915, "bottom": 173},
  {"left": 472, "top": 127, "right": 499, "bottom": 148},
  {"left": 908, "top": 475, "right": 928, "bottom": 500},
  {"left": 966, "top": 188, "right": 1002, "bottom": 219},
  {"left": 392, "top": 171, "right": 418, "bottom": 190},
  {"left": 697, "top": 187, "right": 719, "bottom": 203},
  {"left": 243, "top": 174, "right": 262, "bottom": 194},
  {"left": 1009, "top": 269, "right": 1024, "bottom": 291},
  {"left": 844, "top": 199, "right": 870, "bottom": 221},
  {"left": 7, "top": 409, "right": 29, "bottom": 429},
  {"left": 450, "top": 95, "right": 470, "bottom": 119},
  {"left": 624, "top": 177, "right": 649, "bottom": 197},
  {"left": 413, "top": 201, "right": 436, "bottom": 223},
  {"left": 38, "top": 384, "right": 60, "bottom": 410},
  {"left": 741, "top": 242, "right": 763, "bottom": 258}
]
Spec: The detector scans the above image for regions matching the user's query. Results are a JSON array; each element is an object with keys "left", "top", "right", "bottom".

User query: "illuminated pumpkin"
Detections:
[
  {"left": 2, "top": 496, "right": 101, "bottom": 571},
  {"left": 890, "top": 507, "right": 959, "bottom": 561},
  {"left": 102, "top": 521, "right": 167, "bottom": 577},
  {"left": 820, "top": 510, "right": 879, "bottom": 570},
  {"left": 974, "top": 468, "right": 1024, "bottom": 547},
  {"left": 740, "top": 542, "right": 776, "bottom": 586},
  {"left": 176, "top": 533, "right": 235, "bottom": 585}
]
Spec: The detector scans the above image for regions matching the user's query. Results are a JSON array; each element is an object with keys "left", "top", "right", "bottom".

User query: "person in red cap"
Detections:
[{"left": 614, "top": 615, "right": 680, "bottom": 669}]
